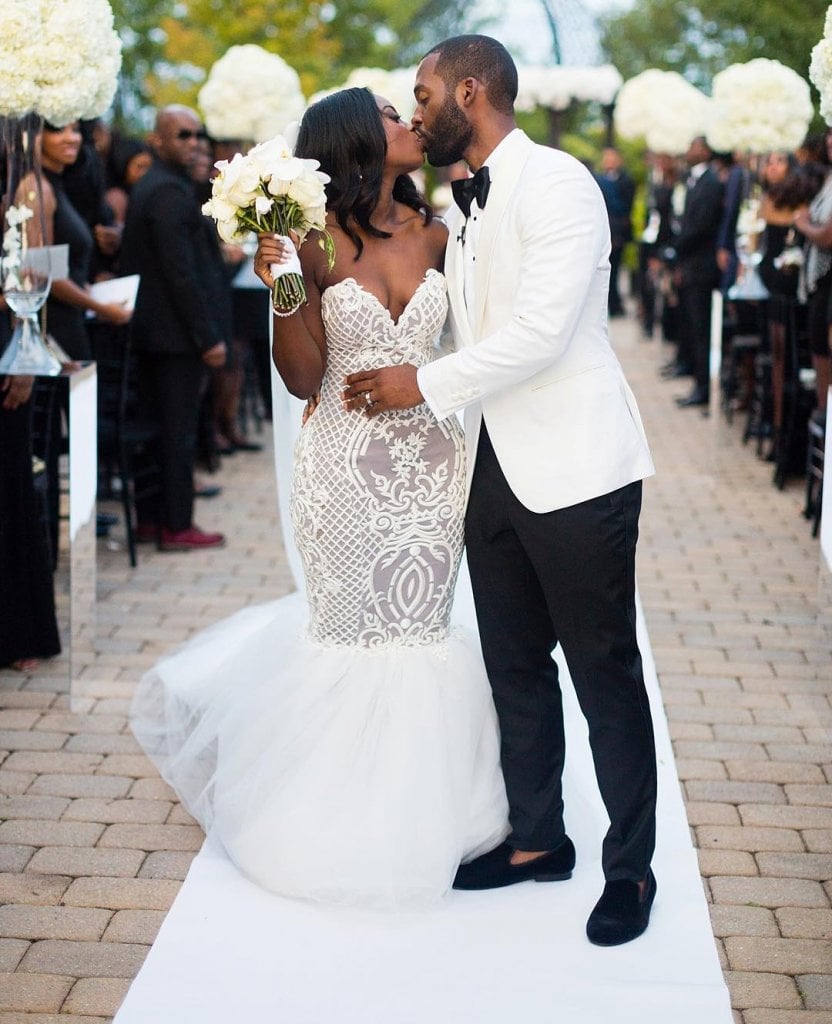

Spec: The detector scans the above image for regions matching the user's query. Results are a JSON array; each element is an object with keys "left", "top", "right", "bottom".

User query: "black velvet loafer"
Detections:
[
  {"left": 586, "top": 869, "right": 657, "bottom": 946},
  {"left": 453, "top": 836, "right": 575, "bottom": 890}
]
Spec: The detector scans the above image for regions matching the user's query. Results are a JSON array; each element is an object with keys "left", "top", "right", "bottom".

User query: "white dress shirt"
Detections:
[{"left": 461, "top": 129, "right": 524, "bottom": 330}]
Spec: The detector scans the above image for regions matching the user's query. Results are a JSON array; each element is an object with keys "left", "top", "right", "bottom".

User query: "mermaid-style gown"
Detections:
[{"left": 130, "top": 269, "right": 509, "bottom": 907}]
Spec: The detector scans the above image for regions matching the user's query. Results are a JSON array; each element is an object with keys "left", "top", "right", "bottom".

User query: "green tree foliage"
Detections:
[
  {"left": 110, "top": 0, "right": 481, "bottom": 129},
  {"left": 599, "top": 0, "right": 826, "bottom": 93}
]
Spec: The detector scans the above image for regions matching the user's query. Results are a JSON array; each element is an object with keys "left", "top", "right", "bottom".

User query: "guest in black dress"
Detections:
[
  {"left": 0, "top": 308, "right": 61, "bottom": 672},
  {"left": 40, "top": 121, "right": 132, "bottom": 359},
  {"left": 759, "top": 152, "right": 812, "bottom": 458}
]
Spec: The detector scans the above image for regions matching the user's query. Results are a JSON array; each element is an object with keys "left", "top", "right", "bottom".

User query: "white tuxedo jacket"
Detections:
[{"left": 418, "top": 131, "right": 655, "bottom": 514}]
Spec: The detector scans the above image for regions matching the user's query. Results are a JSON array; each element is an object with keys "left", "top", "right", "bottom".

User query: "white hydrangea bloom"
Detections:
[
  {"left": 0, "top": 0, "right": 121, "bottom": 122},
  {"left": 198, "top": 45, "right": 306, "bottom": 143},
  {"left": 810, "top": 6, "right": 832, "bottom": 127},
  {"left": 615, "top": 70, "right": 709, "bottom": 155},
  {"left": 517, "top": 65, "right": 622, "bottom": 113},
  {"left": 707, "top": 59, "right": 813, "bottom": 153}
]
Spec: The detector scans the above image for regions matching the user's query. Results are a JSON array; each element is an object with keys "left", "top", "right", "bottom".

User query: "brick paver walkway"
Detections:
[{"left": 0, "top": 315, "right": 830, "bottom": 1022}]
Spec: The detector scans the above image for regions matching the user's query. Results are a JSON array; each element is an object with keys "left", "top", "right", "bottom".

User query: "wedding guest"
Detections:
[
  {"left": 758, "top": 151, "right": 804, "bottom": 460},
  {"left": 639, "top": 152, "right": 678, "bottom": 340},
  {"left": 794, "top": 130, "right": 832, "bottom": 430},
  {"left": 596, "top": 146, "right": 635, "bottom": 317},
  {"left": 190, "top": 136, "right": 254, "bottom": 461},
  {"left": 39, "top": 121, "right": 132, "bottom": 360},
  {"left": 104, "top": 137, "right": 152, "bottom": 229},
  {"left": 713, "top": 151, "right": 744, "bottom": 292},
  {"left": 672, "top": 136, "right": 724, "bottom": 407},
  {"left": 0, "top": 309, "right": 61, "bottom": 672},
  {"left": 120, "top": 105, "right": 227, "bottom": 550},
  {"left": 62, "top": 120, "right": 122, "bottom": 282},
  {"left": 797, "top": 132, "right": 828, "bottom": 166}
]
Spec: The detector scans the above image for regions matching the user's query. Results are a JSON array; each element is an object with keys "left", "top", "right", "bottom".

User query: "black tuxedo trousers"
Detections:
[{"left": 465, "top": 425, "right": 657, "bottom": 881}]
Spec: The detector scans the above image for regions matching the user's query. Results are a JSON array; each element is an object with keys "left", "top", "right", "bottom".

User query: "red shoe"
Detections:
[{"left": 159, "top": 525, "right": 226, "bottom": 551}]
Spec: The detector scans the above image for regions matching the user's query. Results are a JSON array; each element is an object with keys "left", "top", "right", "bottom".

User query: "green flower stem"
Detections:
[{"left": 237, "top": 186, "right": 335, "bottom": 312}]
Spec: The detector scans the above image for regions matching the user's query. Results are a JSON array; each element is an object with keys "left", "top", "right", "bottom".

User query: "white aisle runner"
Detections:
[{"left": 114, "top": 601, "right": 731, "bottom": 1024}]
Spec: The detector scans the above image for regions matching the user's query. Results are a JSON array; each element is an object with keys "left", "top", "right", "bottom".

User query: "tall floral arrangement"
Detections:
[
  {"left": 614, "top": 70, "right": 710, "bottom": 155},
  {"left": 706, "top": 59, "right": 813, "bottom": 154},
  {"left": 516, "top": 65, "right": 622, "bottom": 114},
  {"left": 308, "top": 68, "right": 419, "bottom": 119},
  {"left": 198, "top": 45, "right": 306, "bottom": 143},
  {"left": 0, "top": 0, "right": 122, "bottom": 124},
  {"left": 810, "top": 5, "right": 832, "bottom": 126}
]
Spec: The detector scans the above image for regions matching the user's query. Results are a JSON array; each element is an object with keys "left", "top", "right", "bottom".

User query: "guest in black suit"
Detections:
[
  {"left": 596, "top": 147, "right": 635, "bottom": 317},
  {"left": 120, "top": 106, "right": 227, "bottom": 551},
  {"left": 672, "top": 136, "right": 724, "bottom": 407},
  {"left": 713, "top": 152, "right": 744, "bottom": 293}
]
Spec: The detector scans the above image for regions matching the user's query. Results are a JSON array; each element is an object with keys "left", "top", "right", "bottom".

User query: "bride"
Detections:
[{"left": 130, "top": 87, "right": 509, "bottom": 908}]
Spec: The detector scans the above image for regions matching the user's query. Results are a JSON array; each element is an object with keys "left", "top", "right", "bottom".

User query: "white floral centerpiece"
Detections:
[
  {"left": 202, "top": 135, "right": 335, "bottom": 313},
  {"left": 615, "top": 69, "right": 710, "bottom": 155},
  {"left": 706, "top": 59, "right": 813, "bottom": 154},
  {"left": 0, "top": 0, "right": 122, "bottom": 124},
  {"left": 308, "top": 67, "right": 419, "bottom": 119},
  {"left": 516, "top": 65, "right": 622, "bottom": 113},
  {"left": 810, "top": 5, "right": 832, "bottom": 126},
  {"left": 198, "top": 45, "right": 306, "bottom": 143}
]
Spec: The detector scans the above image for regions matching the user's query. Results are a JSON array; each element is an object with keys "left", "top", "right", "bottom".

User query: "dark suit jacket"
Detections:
[
  {"left": 121, "top": 160, "right": 224, "bottom": 356},
  {"left": 596, "top": 170, "right": 635, "bottom": 246},
  {"left": 674, "top": 167, "right": 724, "bottom": 288}
]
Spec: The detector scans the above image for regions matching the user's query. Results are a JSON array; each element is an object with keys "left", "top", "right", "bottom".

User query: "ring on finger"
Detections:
[{"left": 364, "top": 391, "right": 374, "bottom": 407}]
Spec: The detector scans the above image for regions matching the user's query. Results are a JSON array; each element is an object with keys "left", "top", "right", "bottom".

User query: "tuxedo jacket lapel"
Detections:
[{"left": 473, "top": 132, "right": 534, "bottom": 334}]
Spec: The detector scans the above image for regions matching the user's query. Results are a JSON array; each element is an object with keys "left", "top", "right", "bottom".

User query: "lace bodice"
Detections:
[
  {"left": 291, "top": 269, "right": 466, "bottom": 649},
  {"left": 320, "top": 268, "right": 448, "bottom": 376}
]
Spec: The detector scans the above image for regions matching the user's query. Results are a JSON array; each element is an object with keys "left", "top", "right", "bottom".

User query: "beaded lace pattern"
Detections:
[{"left": 291, "top": 269, "right": 465, "bottom": 649}]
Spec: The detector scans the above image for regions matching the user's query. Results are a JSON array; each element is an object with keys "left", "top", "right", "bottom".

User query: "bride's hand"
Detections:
[
  {"left": 254, "top": 232, "right": 300, "bottom": 289},
  {"left": 302, "top": 392, "right": 320, "bottom": 426}
]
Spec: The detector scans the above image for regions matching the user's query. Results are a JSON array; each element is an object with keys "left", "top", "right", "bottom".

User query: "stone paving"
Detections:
[{"left": 0, "top": 314, "right": 830, "bottom": 1022}]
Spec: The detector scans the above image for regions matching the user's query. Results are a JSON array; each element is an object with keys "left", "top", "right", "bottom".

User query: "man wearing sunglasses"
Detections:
[{"left": 122, "top": 106, "right": 227, "bottom": 550}]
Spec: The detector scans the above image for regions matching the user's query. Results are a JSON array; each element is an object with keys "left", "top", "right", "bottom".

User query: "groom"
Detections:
[{"left": 344, "top": 35, "right": 658, "bottom": 946}]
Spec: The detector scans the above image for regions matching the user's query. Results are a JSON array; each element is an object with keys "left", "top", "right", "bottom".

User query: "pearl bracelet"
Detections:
[{"left": 272, "top": 302, "right": 303, "bottom": 318}]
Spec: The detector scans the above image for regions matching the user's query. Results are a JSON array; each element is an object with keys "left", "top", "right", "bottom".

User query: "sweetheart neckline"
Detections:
[{"left": 323, "top": 268, "right": 444, "bottom": 329}]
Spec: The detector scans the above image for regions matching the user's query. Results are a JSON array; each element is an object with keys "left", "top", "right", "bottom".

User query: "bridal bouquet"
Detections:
[{"left": 202, "top": 135, "right": 335, "bottom": 313}]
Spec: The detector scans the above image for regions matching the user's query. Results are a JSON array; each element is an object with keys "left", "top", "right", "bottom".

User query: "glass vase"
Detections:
[{"left": 0, "top": 114, "right": 60, "bottom": 376}]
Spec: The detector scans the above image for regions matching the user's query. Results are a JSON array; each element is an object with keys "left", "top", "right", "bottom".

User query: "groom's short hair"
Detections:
[{"left": 424, "top": 35, "right": 518, "bottom": 116}]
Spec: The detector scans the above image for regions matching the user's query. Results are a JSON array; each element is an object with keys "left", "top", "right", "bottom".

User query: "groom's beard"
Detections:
[{"left": 422, "top": 96, "right": 473, "bottom": 167}]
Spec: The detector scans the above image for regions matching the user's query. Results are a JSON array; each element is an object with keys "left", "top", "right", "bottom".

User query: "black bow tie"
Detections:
[{"left": 451, "top": 165, "right": 491, "bottom": 219}]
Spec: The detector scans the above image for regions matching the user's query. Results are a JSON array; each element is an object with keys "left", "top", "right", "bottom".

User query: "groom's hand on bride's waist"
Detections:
[{"left": 342, "top": 365, "right": 423, "bottom": 417}]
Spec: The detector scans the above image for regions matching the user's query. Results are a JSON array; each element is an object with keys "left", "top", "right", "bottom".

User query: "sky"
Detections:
[{"left": 478, "top": 0, "right": 630, "bottom": 65}]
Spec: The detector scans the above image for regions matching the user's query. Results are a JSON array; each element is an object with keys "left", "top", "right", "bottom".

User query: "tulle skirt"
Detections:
[{"left": 131, "top": 592, "right": 509, "bottom": 908}]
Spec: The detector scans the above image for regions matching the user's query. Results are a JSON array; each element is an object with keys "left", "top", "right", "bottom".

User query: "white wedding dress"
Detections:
[{"left": 131, "top": 268, "right": 509, "bottom": 908}]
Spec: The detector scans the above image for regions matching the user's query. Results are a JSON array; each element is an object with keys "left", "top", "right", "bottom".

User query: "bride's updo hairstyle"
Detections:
[{"left": 295, "top": 87, "right": 432, "bottom": 260}]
